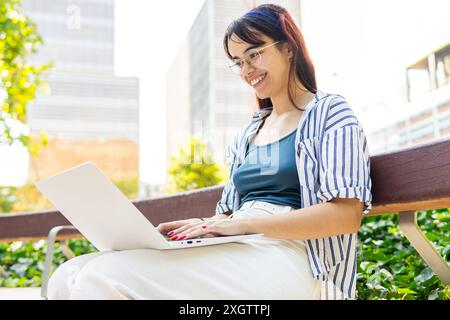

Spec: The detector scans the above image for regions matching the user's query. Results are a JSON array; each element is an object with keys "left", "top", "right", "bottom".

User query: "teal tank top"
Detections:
[{"left": 232, "top": 129, "right": 302, "bottom": 210}]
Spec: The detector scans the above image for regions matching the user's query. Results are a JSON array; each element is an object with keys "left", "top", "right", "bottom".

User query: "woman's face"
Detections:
[{"left": 228, "top": 33, "right": 292, "bottom": 100}]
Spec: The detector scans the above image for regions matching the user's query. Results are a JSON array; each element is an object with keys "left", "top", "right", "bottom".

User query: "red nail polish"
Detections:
[
  {"left": 202, "top": 226, "right": 207, "bottom": 229},
  {"left": 167, "top": 231, "right": 174, "bottom": 236},
  {"left": 171, "top": 236, "right": 178, "bottom": 240},
  {"left": 180, "top": 235, "right": 187, "bottom": 240}
]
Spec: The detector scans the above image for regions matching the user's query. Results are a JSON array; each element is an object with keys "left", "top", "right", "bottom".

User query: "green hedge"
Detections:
[
  {"left": 0, "top": 238, "right": 97, "bottom": 287},
  {"left": 356, "top": 209, "right": 449, "bottom": 300}
]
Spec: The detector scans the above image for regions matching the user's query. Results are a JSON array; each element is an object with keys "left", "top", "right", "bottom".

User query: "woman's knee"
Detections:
[
  {"left": 47, "top": 251, "right": 113, "bottom": 299},
  {"left": 67, "top": 249, "right": 168, "bottom": 298},
  {"left": 67, "top": 250, "right": 152, "bottom": 299},
  {"left": 71, "top": 249, "right": 158, "bottom": 281}
]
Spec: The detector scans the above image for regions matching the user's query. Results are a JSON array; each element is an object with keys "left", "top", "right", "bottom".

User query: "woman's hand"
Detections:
[
  {"left": 156, "top": 218, "right": 204, "bottom": 236},
  {"left": 164, "top": 219, "right": 249, "bottom": 241}
]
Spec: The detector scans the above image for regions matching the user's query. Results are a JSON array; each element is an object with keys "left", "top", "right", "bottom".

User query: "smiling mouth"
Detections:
[{"left": 250, "top": 73, "right": 267, "bottom": 88}]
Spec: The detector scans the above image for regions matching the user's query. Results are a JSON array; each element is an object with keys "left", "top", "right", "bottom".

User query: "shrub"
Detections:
[{"left": 356, "top": 208, "right": 450, "bottom": 300}]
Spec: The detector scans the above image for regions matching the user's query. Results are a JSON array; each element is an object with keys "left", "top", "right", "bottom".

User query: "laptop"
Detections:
[{"left": 34, "top": 161, "right": 264, "bottom": 251}]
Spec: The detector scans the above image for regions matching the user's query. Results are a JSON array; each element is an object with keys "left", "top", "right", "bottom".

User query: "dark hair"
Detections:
[{"left": 223, "top": 4, "right": 317, "bottom": 110}]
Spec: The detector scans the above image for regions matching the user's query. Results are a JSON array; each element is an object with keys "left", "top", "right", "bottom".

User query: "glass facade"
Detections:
[{"left": 22, "top": 0, "right": 139, "bottom": 142}]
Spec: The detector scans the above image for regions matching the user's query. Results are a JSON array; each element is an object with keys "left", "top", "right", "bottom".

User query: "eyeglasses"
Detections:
[{"left": 228, "top": 41, "right": 280, "bottom": 74}]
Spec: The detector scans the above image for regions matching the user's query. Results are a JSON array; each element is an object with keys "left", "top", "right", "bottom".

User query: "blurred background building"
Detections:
[
  {"left": 299, "top": 1, "right": 450, "bottom": 156},
  {"left": 22, "top": 0, "right": 139, "bottom": 183},
  {"left": 369, "top": 43, "right": 450, "bottom": 153}
]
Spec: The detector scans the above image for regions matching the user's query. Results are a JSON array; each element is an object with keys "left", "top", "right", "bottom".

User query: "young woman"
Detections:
[{"left": 47, "top": 4, "right": 372, "bottom": 300}]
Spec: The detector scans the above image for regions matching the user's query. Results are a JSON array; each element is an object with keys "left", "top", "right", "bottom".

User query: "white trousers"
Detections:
[{"left": 47, "top": 200, "right": 322, "bottom": 300}]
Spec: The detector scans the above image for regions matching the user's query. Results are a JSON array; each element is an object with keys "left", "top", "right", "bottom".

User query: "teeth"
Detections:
[{"left": 250, "top": 74, "right": 266, "bottom": 87}]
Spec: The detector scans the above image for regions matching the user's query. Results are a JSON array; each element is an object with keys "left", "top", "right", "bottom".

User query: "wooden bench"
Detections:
[{"left": 1, "top": 137, "right": 450, "bottom": 299}]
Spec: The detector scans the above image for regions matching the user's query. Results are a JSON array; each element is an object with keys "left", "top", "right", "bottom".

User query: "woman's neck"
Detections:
[{"left": 268, "top": 89, "right": 314, "bottom": 120}]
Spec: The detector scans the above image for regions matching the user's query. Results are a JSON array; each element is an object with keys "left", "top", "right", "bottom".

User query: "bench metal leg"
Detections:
[
  {"left": 398, "top": 211, "right": 450, "bottom": 284},
  {"left": 60, "top": 240, "right": 76, "bottom": 260},
  {"left": 41, "top": 226, "right": 77, "bottom": 300}
]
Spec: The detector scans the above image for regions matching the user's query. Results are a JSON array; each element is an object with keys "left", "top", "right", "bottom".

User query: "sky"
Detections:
[{"left": 0, "top": 0, "right": 449, "bottom": 187}]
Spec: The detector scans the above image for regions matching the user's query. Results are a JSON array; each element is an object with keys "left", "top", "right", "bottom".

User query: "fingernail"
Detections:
[
  {"left": 202, "top": 226, "right": 207, "bottom": 229},
  {"left": 171, "top": 236, "right": 178, "bottom": 240},
  {"left": 180, "top": 235, "right": 187, "bottom": 240},
  {"left": 167, "top": 231, "right": 174, "bottom": 236}
]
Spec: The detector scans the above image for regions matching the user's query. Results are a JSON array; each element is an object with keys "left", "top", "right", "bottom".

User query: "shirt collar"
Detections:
[{"left": 251, "top": 107, "right": 273, "bottom": 123}]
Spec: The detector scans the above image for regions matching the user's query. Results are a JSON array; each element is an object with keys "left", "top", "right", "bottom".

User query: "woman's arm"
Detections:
[
  {"left": 242, "top": 198, "right": 363, "bottom": 240},
  {"left": 168, "top": 199, "right": 362, "bottom": 240}
]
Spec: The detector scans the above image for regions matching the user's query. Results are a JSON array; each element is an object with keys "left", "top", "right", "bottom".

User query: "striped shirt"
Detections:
[{"left": 215, "top": 90, "right": 373, "bottom": 300}]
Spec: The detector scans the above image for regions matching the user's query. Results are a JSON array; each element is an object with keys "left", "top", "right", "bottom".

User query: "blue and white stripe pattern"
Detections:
[{"left": 215, "top": 90, "right": 373, "bottom": 300}]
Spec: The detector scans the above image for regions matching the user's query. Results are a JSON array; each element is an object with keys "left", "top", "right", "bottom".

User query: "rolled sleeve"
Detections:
[{"left": 317, "top": 124, "right": 373, "bottom": 215}]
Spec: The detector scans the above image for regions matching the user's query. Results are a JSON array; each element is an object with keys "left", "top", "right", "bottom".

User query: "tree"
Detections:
[
  {"left": 166, "top": 136, "right": 228, "bottom": 194},
  {"left": 0, "top": 0, "right": 52, "bottom": 157}
]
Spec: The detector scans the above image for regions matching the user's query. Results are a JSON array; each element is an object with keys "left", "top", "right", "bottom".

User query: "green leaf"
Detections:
[
  {"left": 414, "top": 268, "right": 435, "bottom": 284},
  {"left": 396, "top": 288, "right": 417, "bottom": 295}
]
